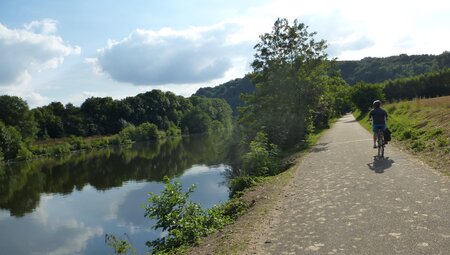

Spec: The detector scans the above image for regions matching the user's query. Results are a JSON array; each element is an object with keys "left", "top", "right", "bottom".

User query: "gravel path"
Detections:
[{"left": 257, "top": 114, "right": 450, "bottom": 254}]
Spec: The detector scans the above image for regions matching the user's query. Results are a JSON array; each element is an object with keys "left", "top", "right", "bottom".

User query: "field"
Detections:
[{"left": 356, "top": 96, "right": 450, "bottom": 175}]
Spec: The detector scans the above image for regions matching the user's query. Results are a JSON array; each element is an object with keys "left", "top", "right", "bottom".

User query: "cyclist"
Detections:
[{"left": 368, "top": 100, "right": 388, "bottom": 148}]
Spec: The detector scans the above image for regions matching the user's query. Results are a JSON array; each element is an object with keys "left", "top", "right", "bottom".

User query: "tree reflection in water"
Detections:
[{"left": 0, "top": 132, "right": 234, "bottom": 217}]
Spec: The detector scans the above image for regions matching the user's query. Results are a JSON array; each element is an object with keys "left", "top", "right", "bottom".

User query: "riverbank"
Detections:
[
  {"left": 187, "top": 150, "right": 302, "bottom": 254},
  {"left": 186, "top": 125, "right": 331, "bottom": 254}
]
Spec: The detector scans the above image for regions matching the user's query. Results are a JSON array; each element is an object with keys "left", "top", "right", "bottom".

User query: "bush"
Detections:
[
  {"left": 119, "top": 122, "right": 160, "bottom": 142},
  {"left": 50, "top": 143, "right": 71, "bottom": 156},
  {"left": 229, "top": 176, "right": 262, "bottom": 198},
  {"left": 91, "top": 137, "right": 109, "bottom": 148},
  {"left": 69, "top": 136, "right": 89, "bottom": 150},
  {"left": 16, "top": 144, "right": 32, "bottom": 160},
  {"left": 242, "top": 131, "right": 281, "bottom": 176},
  {"left": 144, "top": 178, "right": 233, "bottom": 254},
  {"left": 0, "top": 123, "right": 22, "bottom": 160}
]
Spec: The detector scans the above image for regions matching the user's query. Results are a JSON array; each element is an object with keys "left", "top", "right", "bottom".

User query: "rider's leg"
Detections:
[{"left": 373, "top": 133, "right": 377, "bottom": 148}]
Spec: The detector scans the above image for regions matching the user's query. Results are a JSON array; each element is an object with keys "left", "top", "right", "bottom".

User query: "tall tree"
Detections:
[{"left": 240, "top": 18, "right": 329, "bottom": 148}]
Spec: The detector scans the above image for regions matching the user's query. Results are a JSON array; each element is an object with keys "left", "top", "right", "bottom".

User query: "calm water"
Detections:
[{"left": 0, "top": 133, "right": 234, "bottom": 255}]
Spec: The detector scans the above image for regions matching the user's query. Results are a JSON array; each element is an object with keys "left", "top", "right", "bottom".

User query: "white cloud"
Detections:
[
  {"left": 24, "top": 19, "right": 58, "bottom": 35},
  {"left": 233, "top": 0, "right": 450, "bottom": 60},
  {"left": 0, "top": 21, "right": 80, "bottom": 86},
  {"left": 91, "top": 0, "right": 450, "bottom": 90},
  {"left": 26, "top": 92, "right": 50, "bottom": 108},
  {"left": 92, "top": 22, "right": 253, "bottom": 86}
]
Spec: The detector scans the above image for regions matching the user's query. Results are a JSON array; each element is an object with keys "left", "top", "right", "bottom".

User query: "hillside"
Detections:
[
  {"left": 194, "top": 52, "right": 450, "bottom": 112},
  {"left": 337, "top": 51, "right": 450, "bottom": 85},
  {"left": 193, "top": 76, "right": 254, "bottom": 115}
]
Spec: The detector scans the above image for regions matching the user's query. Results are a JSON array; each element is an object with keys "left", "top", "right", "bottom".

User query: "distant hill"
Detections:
[
  {"left": 194, "top": 52, "right": 450, "bottom": 114},
  {"left": 337, "top": 51, "right": 450, "bottom": 85},
  {"left": 194, "top": 76, "right": 254, "bottom": 115}
]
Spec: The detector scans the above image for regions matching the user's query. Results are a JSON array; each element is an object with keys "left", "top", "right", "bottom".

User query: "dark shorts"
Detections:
[{"left": 372, "top": 124, "right": 386, "bottom": 133}]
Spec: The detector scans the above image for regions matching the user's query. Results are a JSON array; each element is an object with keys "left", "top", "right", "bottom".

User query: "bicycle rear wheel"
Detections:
[{"left": 377, "top": 131, "right": 384, "bottom": 158}]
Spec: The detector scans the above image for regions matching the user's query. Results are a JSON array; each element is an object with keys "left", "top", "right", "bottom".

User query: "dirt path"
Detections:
[{"left": 249, "top": 114, "right": 450, "bottom": 254}]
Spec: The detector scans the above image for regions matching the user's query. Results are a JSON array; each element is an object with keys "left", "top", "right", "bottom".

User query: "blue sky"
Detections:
[{"left": 1, "top": 0, "right": 449, "bottom": 108}]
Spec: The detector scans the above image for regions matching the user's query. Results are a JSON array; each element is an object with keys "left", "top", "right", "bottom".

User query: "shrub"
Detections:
[
  {"left": 144, "top": 178, "right": 233, "bottom": 254},
  {"left": 119, "top": 123, "right": 160, "bottom": 142},
  {"left": 16, "top": 143, "right": 32, "bottom": 160},
  {"left": 0, "top": 123, "right": 22, "bottom": 160},
  {"left": 50, "top": 143, "right": 71, "bottom": 156},
  {"left": 91, "top": 137, "right": 109, "bottom": 148},
  {"left": 221, "top": 198, "right": 249, "bottom": 219},
  {"left": 69, "top": 136, "right": 88, "bottom": 150},
  {"left": 229, "top": 176, "right": 262, "bottom": 198},
  {"left": 242, "top": 131, "right": 281, "bottom": 176}
]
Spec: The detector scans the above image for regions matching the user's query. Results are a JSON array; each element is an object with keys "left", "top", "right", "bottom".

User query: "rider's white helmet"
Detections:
[{"left": 373, "top": 100, "right": 381, "bottom": 105}]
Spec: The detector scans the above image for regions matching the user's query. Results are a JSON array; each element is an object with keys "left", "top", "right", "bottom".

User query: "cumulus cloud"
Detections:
[
  {"left": 0, "top": 20, "right": 80, "bottom": 86},
  {"left": 92, "top": 23, "right": 252, "bottom": 85}
]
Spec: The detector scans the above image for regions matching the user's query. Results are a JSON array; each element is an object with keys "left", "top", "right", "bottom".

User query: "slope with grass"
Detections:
[{"left": 354, "top": 96, "right": 450, "bottom": 175}]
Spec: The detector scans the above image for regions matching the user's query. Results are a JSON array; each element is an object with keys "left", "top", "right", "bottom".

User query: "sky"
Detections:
[{"left": 1, "top": 0, "right": 449, "bottom": 108}]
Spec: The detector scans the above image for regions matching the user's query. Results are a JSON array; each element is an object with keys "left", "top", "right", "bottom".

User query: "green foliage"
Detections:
[
  {"left": 105, "top": 234, "right": 137, "bottom": 255},
  {"left": 0, "top": 122, "right": 23, "bottom": 160},
  {"left": 229, "top": 176, "right": 262, "bottom": 198},
  {"left": 16, "top": 144, "right": 32, "bottom": 161},
  {"left": 350, "top": 82, "right": 385, "bottom": 112},
  {"left": 242, "top": 132, "right": 281, "bottom": 176},
  {"left": 69, "top": 136, "right": 90, "bottom": 150},
  {"left": 383, "top": 68, "right": 450, "bottom": 101},
  {"left": 337, "top": 51, "right": 450, "bottom": 85},
  {"left": 220, "top": 197, "right": 249, "bottom": 219},
  {"left": 194, "top": 76, "right": 255, "bottom": 115},
  {"left": 49, "top": 143, "right": 72, "bottom": 156},
  {"left": 119, "top": 122, "right": 161, "bottom": 142},
  {"left": 144, "top": 178, "right": 233, "bottom": 254},
  {"left": 0, "top": 95, "right": 36, "bottom": 139},
  {"left": 240, "top": 18, "right": 330, "bottom": 149},
  {"left": 182, "top": 97, "right": 233, "bottom": 134}
]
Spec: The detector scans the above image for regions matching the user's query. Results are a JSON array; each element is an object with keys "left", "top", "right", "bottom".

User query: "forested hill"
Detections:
[
  {"left": 193, "top": 76, "right": 254, "bottom": 115},
  {"left": 194, "top": 52, "right": 450, "bottom": 112},
  {"left": 337, "top": 51, "right": 450, "bottom": 85}
]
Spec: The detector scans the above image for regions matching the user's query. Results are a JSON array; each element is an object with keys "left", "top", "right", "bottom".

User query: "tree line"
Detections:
[
  {"left": 350, "top": 68, "right": 450, "bottom": 112},
  {"left": 0, "top": 91, "right": 233, "bottom": 161},
  {"left": 194, "top": 52, "right": 450, "bottom": 116},
  {"left": 337, "top": 51, "right": 450, "bottom": 85}
]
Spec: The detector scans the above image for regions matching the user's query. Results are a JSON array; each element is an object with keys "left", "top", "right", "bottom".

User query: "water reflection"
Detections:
[
  {"left": 0, "top": 133, "right": 232, "bottom": 217},
  {"left": 0, "top": 132, "right": 233, "bottom": 255}
]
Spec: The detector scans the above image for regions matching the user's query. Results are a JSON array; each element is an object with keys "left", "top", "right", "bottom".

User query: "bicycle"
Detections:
[
  {"left": 376, "top": 128, "right": 385, "bottom": 159},
  {"left": 369, "top": 119, "right": 386, "bottom": 159}
]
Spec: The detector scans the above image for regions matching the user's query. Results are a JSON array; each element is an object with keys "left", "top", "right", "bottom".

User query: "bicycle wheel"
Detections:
[{"left": 377, "top": 131, "right": 384, "bottom": 158}]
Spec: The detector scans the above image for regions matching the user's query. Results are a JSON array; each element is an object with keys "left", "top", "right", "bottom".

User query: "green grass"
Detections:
[{"left": 354, "top": 96, "right": 450, "bottom": 175}]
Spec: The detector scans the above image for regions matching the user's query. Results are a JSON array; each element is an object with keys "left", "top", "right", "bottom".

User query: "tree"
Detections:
[
  {"left": 80, "top": 97, "right": 125, "bottom": 135},
  {"left": 0, "top": 95, "right": 36, "bottom": 139},
  {"left": 351, "top": 82, "right": 385, "bottom": 112},
  {"left": 240, "top": 18, "right": 329, "bottom": 148},
  {"left": 0, "top": 122, "right": 22, "bottom": 160}
]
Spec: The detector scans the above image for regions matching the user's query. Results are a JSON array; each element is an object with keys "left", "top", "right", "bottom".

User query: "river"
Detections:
[{"left": 0, "top": 132, "right": 234, "bottom": 255}]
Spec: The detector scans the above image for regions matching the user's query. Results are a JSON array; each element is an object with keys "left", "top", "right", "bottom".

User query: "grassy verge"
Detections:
[{"left": 354, "top": 96, "right": 450, "bottom": 175}]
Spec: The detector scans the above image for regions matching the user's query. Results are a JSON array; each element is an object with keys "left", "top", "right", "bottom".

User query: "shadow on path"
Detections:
[
  {"left": 367, "top": 157, "right": 395, "bottom": 173},
  {"left": 311, "top": 143, "right": 329, "bottom": 153}
]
